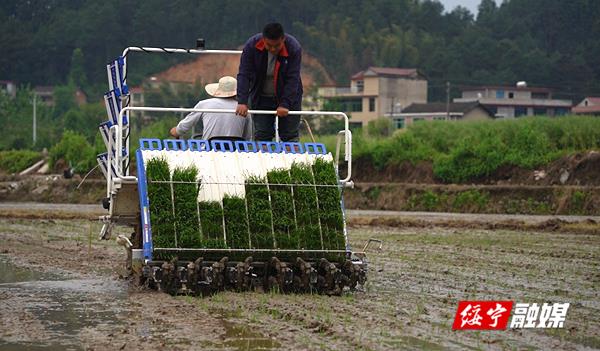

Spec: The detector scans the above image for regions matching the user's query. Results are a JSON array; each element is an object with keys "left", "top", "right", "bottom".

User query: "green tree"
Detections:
[
  {"left": 1, "top": 0, "right": 599, "bottom": 104},
  {"left": 68, "top": 48, "right": 88, "bottom": 90},
  {"left": 49, "top": 130, "right": 96, "bottom": 172},
  {"left": 53, "top": 85, "right": 77, "bottom": 118}
]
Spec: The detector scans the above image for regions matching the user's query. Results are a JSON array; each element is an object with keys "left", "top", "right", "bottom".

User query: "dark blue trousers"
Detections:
[{"left": 253, "top": 96, "right": 300, "bottom": 142}]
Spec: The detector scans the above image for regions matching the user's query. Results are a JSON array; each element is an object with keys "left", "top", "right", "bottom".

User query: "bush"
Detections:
[
  {"left": 433, "top": 133, "right": 507, "bottom": 183},
  {"left": 132, "top": 116, "right": 180, "bottom": 142},
  {"left": 367, "top": 118, "right": 394, "bottom": 137},
  {"left": 407, "top": 190, "right": 445, "bottom": 211},
  {"left": 502, "top": 124, "right": 555, "bottom": 168},
  {"left": 0, "top": 150, "right": 42, "bottom": 173},
  {"left": 49, "top": 130, "right": 96, "bottom": 172},
  {"left": 452, "top": 190, "right": 490, "bottom": 212}
]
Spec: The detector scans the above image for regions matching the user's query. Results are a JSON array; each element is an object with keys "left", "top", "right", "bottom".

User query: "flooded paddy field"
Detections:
[{"left": 0, "top": 216, "right": 599, "bottom": 350}]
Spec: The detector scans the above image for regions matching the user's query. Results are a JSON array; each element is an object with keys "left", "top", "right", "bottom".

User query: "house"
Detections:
[
  {"left": 318, "top": 67, "right": 428, "bottom": 127},
  {"left": 74, "top": 89, "right": 87, "bottom": 106},
  {"left": 0, "top": 80, "right": 17, "bottom": 98},
  {"left": 33, "top": 86, "right": 56, "bottom": 106},
  {"left": 393, "top": 102, "right": 494, "bottom": 128},
  {"left": 33, "top": 86, "right": 87, "bottom": 107},
  {"left": 128, "top": 85, "right": 151, "bottom": 120},
  {"left": 130, "top": 86, "right": 145, "bottom": 107},
  {"left": 572, "top": 97, "right": 600, "bottom": 115},
  {"left": 453, "top": 83, "right": 571, "bottom": 118}
]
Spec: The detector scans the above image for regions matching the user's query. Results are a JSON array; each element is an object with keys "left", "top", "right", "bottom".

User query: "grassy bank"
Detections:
[
  {"left": 0, "top": 150, "right": 42, "bottom": 174},
  {"left": 313, "top": 116, "right": 600, "bottom": 183}
]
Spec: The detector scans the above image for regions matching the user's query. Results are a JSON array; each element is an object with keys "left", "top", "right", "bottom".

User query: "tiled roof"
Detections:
[
  {"left": 402, "top": 102, "right": 482, "bottom": 114},
  {"left": 572, "top": 106, "right": 600, "bottom": 114},
  {"left": 572, "top": 97, "right": 600, "bottom": 113},
  {"left": 460, "top": 85, "right": 551, "bottom": 93},
  {"left": 580, "top": 97, "right": 600, "bottom": 106},
  {"left": 34, "top": 86, "right": 54, "bottom": 94},
  {"left": 351, "top": 67, "right": 420, "bottom": 80}
]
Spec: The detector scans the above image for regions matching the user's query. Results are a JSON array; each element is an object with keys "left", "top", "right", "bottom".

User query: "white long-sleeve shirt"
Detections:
[{"left": 175, "top": 98, "right": 252, "bottom": 140}]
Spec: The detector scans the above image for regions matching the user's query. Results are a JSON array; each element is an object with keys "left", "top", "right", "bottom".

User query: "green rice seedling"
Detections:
[
  {"left": 312, "top": 158, "right": 345, "bottom": 253},
  {"left": 223, "top": 195, "right": 250, "bottom": 249},
  {"left": 203, "top": 238, "right": 228, "bottom": 249},
  {"left": 198, "top": 201, "right": 225, "bottom": 248},
  {"left": 245, "top": 175, "right": 274, "bottom": 249},
  {"left": 172, "top": 166, "right": 201, "bottom": 248},
  {"left": 289, "top": 162, "right": 322, "bottom": 250},
  {"left": 146, "top": 157, "right": 175, "bottom": 248},
  {"left": 266, "top": 169, "right": 297, "bottom": 249}
]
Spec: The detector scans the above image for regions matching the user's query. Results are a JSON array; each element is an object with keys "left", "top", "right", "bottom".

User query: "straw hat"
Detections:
[{"left": 205, "top": 76, "right": 237, "bottom": 97}]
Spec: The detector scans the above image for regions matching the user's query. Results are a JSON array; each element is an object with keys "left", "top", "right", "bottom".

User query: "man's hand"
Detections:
[
  {"left": 276, "top": 106, "right": 289, "bottom": 117},
  {"left": 169, "top": 127, "right": 179, "bottom": 138},
  {"left": 236, "top": 104, "right": 249, "bottom": 117}
]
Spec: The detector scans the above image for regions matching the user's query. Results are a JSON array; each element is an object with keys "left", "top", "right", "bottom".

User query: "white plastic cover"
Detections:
[{"left": 141, "top": 149, "right": 333, "bottom": 202}]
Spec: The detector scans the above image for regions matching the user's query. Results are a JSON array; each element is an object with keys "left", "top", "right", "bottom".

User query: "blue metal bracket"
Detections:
[
  {"left": 281, "top": 142, "right": 304, "bottom": 154},
  {"left": 257, "top": 141, "right": 282, "bottom": 153},
  {"left": 187, "top": 139, "right": 210, "bottom": 151},
  {"left": 305, "top": 142, "right": 327, "bottom": 155},
  {"left": 139, "top": 139, "right": 163, "bottom": 151},
  {"left": 210, "top": 140, "right": 235, "bottom": 152},
  {"left": 163, "top": 139, "right": 187, "bottom": 151},
  {"left": 235, "top": 140, "right": 258, "bottom": 153}
]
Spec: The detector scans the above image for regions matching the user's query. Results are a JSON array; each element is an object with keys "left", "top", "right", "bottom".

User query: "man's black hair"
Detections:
[{"left": 262, "top": 23, "right": 284, "bottom": 40}]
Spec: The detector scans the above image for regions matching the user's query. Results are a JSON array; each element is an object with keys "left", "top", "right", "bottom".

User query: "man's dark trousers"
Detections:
[{"left": 253, "top": 96, "right": 300, "bottom": 142}]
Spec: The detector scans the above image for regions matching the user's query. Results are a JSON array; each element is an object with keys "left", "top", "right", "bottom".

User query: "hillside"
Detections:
[
  {"left": 152, "top": 50, "right": 334, "bottom": 89},
  {"left": 1, "top": 0, "right": 599, "bottom": 102}
]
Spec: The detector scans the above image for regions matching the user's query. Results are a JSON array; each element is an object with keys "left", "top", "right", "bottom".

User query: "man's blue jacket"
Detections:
[{"left": 236, "top": 33, "right": 303, "bottom": 110}]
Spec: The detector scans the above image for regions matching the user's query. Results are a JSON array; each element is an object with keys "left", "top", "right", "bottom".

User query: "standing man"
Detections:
[
  {"left": 170, "top": 76, "right": 252, "bottom": 141},
  {"left": 236, "top": 22, "right": 303, "bottom": 142}
]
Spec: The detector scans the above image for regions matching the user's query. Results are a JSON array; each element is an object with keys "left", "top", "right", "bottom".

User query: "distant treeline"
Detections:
[{"left": 1, "top": 0, "right": 599, "bottom": 101}]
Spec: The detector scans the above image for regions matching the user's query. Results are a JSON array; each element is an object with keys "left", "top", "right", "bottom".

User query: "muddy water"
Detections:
[
  {"left": 0, "top": 258, "right": 56, "bottom": 283},
  {"left": 0, "top": 256, "right": 280, "bottom": 351},
  {"left": 0, "top": 257, "right": 130, "bottom": 350}
]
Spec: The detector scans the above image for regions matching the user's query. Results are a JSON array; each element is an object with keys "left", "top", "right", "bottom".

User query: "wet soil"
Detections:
[
  {"left": 2, "top": 202, "right": 599, "bottom": 234},
  {"left": 1, "top": 215, "right": 599, "bottom": 350},
  {"left": 0, "top": 219, "right": 273, "bottom": 350}
]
